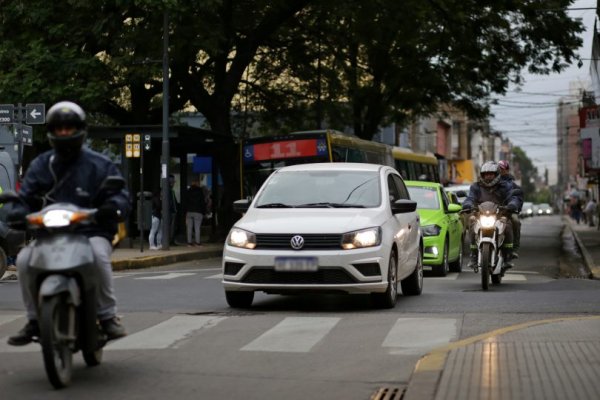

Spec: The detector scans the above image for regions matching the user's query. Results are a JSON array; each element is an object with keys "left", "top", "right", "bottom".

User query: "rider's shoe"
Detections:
[
  {"left": 504, "top": 251, "right": 515, "bottom": 269},
  {"left": 512, "top": 251, "right": 519, "bottom": 259},
  {"left": 100, "top": 317, "right": 127, "bottom": 340},
  {"left": 7, "top": 320, "right": 39, "bottom": 346}
]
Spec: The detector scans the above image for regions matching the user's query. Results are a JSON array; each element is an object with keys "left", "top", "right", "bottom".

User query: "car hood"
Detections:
[
  {"left": 236, "top": 208, "right": 385, "bottom": 234},
  {"left": 416, "top": 209, "right": 444, "bottom": 226}
]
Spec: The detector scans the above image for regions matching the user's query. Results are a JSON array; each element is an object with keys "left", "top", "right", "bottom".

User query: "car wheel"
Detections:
[
  {"left": 434, "top": 239, "right": 449, "bottom": 277},
  {"left": 372, "top": 250, "right": 398, "bottom": 309},
  {"left": 225, "top": 291, "right": 254, "bottom": 308},
  {"left": 449, "top": 236, "right": 463, "bottom": 273},
  {"left": 401, "top": 247, "right": 423, "bottom": 296}
]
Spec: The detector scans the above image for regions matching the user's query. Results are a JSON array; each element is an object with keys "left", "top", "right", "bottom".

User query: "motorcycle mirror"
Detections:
[{"left": 100, "top": 176, "right": 126, "bottom": 192}]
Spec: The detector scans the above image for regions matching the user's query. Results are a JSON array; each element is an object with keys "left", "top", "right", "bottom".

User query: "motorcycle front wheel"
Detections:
[
  {"left": 40, "top": 295, "right": 74, "bottom": 389},
  {"left": 480, "top": 243, "right": 491, "bottom": 291}
]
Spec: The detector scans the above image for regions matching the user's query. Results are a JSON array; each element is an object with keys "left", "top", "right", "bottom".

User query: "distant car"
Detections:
[
  {"left": 445, "top": 184, "right": 472, "bottom": 205},
  {"left": 538, "top": 203, "right": 553, "bottom": 215},
  {"left": 520, "top": 202, "right": 534, "bottom": 218},
  {"left": 406, "top": 181, "right": 464, "bottom": 276},
  {"left": 222, "top": 163, "right": 423, "bottom": 309}
]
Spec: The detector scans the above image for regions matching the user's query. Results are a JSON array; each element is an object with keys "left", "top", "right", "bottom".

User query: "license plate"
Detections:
[{"left": 274, "top": 257, "right": 318, "bottom": 272}]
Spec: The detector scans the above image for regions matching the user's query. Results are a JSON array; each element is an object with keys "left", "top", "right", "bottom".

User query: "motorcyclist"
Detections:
[
  {"left": 7, "top": 101, "right": 130, "bottom": 346},
  {"left": 498, "top": 160, "right": 523, "bottom": 257},
  {"left": 462, "top": 161, "right": 521, "bottom": 270}
]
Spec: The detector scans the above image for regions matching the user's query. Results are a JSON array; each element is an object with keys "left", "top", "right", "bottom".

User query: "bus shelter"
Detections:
[{"left": 88, "top": 125, "right": 235, "bottom": 246}]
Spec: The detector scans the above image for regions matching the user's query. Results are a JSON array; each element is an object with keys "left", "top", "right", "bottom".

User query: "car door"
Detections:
[
  {"left": 391, "top": 173, "right": 419, "bottom": 274},
  {"left": 440, "top": 189, "right": 460, "bottom": 260}
]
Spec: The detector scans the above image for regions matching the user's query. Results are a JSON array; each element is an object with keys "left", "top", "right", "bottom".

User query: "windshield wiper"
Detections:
[
  {"left": 256, "top": 203, "right": 295, "bottom": 208},
  {"left": 296, "top": 202, "right": 366, "bottom": 208}
]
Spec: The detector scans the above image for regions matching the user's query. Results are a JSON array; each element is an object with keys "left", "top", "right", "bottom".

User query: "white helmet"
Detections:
[{"left": 479, "top": 161, "right": 500, "bottom": 187}]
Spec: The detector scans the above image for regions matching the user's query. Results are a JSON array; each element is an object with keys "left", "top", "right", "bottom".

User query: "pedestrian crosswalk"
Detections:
[{"left": 0, "top": 313, "right": 463, "bottom": 356}]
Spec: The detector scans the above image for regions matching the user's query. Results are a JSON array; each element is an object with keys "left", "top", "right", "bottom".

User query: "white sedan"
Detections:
[{"left": 222, "top": 163, "right": 423, "bottom": 309}]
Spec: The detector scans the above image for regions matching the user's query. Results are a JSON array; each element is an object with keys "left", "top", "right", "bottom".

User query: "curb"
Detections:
[
  {"left": 402, "top": 315, "right": 600, "bottom": 400},
  {"left": 563, "top": 216, "right": 597, "bottom": 279},
  {"left": 111, "top": 249, "right": 223, "bottom": 271}
]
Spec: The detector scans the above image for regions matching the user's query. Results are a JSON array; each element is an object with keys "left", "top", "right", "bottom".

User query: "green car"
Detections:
[{"left": 405, "top": 181, "right": 464, "bottom": 276}]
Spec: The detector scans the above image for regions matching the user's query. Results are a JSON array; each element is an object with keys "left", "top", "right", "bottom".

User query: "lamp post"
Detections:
[{"left": 161, "top": 11, "right": 171, "bottom": 250}]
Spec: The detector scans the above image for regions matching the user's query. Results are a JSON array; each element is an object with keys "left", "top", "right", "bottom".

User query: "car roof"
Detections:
[
  {"left": 276, "top": 162, "right": 385, "bottom": 172},
  {"left": 404, "top": 180, "right": 442, "bottom": 189}
]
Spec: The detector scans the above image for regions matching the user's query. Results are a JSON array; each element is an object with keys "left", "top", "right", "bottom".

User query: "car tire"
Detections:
[
  {"left": 225, "top": 291, "right": 254, "bottom": 308},
  {"left": 434, "top": 239, "right": 449, "bottom": 277},
  {"left": 372, "top": 250, "right": 398, "bottom": 309},
  {"left": 449, "top": 236, "right": 463, "bottom": 273},
  {"left": 401, "top": 247, "right": 423, "bottom": 296}
]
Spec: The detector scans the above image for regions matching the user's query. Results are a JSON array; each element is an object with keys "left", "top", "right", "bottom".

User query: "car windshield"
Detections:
[
  {"left": 255, "top": 170, "right": 381, "bottom": 208},
  {"left": 407, "top": 186, "right": 439, "bottom": 210}
]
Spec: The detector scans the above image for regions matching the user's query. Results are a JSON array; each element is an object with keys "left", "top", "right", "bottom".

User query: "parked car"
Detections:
[
  {"left": 520, "top": 202, "right": 534, "bottom": 218},
  {"left": 538, "top": 203, "right": 553, "bottom": 215},
  {"left": 406, "top": 181, "right": 463, "bottom": 276},
  {"left": 222, "top": 163, "right": 423, "bottom": 309},
  {"left": 445, "top": 184, "right": 472, "bottom": 205}
]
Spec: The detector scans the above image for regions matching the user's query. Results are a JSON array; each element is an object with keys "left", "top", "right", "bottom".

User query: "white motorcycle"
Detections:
[{"left": 468, "top": 201, "right": 512, "bottom": 290}]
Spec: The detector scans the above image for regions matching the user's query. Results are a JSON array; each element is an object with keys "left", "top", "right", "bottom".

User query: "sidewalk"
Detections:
[
  {"left": 111, "top": 242, "right": 223, "bottom": 271},
  {"left": 564, "top": 216, "right": 600, "bottom": 279}
]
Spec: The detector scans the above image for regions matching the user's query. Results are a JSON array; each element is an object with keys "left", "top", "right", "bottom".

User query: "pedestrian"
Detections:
[
  {"left": 168, "top": 174, "right": 179, "bottom": 245},
  {"left": 148, "top": 189, "right": 162, "bottom": 249},
  {"left": 185, "top": 179, "right": 206, "bottom": 246},
  {"left": 584, "top": 199, "right": 597, "bottom": 227}
]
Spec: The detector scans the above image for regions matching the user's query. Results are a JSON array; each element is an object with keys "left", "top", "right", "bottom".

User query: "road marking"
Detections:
[
  {"left": 107, "top": 315, "right": 226, "bottom": 350},
  {"left": 0, "top": 315, "right": 38, "bottom": 353},
  {"left": 383, "top": 318, "right": 458, "bottom": 355},
  {"left": 510, "top": 270, "right": 540, "bottom": 275},
  {"left": 205, "top": 273, "right": 223, "bottom": 279},
  {"left": 502, "top": 274, "right": 527, "bottom": 281},
  {"left": 0, "top": 315, "right": 22, "bottom": 326},
  {"left": 241, "top": 317, "right": 340, "bottom": 353},
  {"left": 135, "top": 272, "right": 197, "bottom": 280},
  {"left": 428, "top": 273, "right": 459, "bottom": 280}
]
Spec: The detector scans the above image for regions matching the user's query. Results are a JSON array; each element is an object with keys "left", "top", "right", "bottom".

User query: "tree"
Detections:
[{"left": 512, "top": 146, "right": 538, "bottom": 199}]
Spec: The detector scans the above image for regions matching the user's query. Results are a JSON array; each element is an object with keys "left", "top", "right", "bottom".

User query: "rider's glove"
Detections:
[
  {"left": 6, "top": 209, "right": 27, "bottom": 229},
  {"left": 96, "top": 203, "right": 121, "bottom": 221},
  {"left": 461, "top": 206, "right": 472, "bottom": 213},
  {"left": 505, "top": 204, "right": 517, "bottom": 213}
]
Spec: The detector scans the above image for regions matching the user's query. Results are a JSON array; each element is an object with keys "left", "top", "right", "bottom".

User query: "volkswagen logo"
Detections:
[{"left": 290, "top": 235, "right": 305, "bottom": 250}]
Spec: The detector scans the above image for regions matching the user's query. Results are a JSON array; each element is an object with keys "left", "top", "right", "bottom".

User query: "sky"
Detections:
[{"left": 489, "top": 0, "right": 597, "bottom": 185}]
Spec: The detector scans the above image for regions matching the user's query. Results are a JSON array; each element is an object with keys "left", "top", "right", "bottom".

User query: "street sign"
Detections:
[
  {"left": 25, "top": 103, "right": 45, "bottom": 124},
  {"left": 143, "top": 134, "right": 151, "bottom": 151},
  {"left": 125, "top": 143, "right": 133, "bottom": 158},
  {"left": 21, "top": 125, "right": 33, "bottom": 146},
  {"left": 0, "top": 104, "right": 14, "bottom": 124},
  {"left": 133, "top": 134, "right": 140, "bottom": 142},
  {"left": 133, "top": 143, "right": 141, "bottom": 158}
]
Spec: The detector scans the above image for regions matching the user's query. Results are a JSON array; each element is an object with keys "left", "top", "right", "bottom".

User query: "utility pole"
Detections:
[{"left": 161, "top": 11, "right": 171, "bottom": 250}]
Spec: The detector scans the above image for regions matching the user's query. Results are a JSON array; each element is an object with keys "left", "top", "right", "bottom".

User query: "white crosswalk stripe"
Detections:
[
  {"left": 241, "top": 317, "right": 340, "bottom": 353},
  {"left": 135, "top": 272, "right": 197, "bottom": 280},
  {"left": 383, "top": 318, "right": 458, "bottom": 355},
  {"left": 428, "top": 273, "right": 459, "bottom": 280},
  {"left": 502, "top": 274, "right": 527, "bottom": 281},
  {"left": 107, "top": 315, "right": 226, "bottom": 350}
]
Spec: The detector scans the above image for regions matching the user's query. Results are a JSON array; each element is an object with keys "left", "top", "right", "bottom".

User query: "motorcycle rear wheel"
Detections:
[
  {"left": 480, "top": 243, "right": 491, "bottom": 291},
  {"left": 40, "top": 295, "right": 74, "bottom": 389}
]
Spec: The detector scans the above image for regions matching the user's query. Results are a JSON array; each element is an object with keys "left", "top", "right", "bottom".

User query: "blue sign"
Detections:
[{"left": 193, "top": 156, "right": 212, "bottom": 173}]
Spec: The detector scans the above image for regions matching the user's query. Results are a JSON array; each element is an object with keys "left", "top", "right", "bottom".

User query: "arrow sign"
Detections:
[
  {"left": 25, "top": 103, "right": 45, "bottom": 124},
  {"left": 0, "top": 104, "right": 14, "bottom": 124}
]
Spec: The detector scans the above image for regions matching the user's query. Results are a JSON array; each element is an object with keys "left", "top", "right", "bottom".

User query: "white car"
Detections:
[{"left": 222, "top": 163, "right": 423, "bottom": 309}]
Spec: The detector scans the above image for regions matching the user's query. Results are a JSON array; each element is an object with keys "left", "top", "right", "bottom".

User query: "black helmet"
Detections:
[
  {"left": 479, "top": 161, "right": 500, "bottom": 187},
  {"left": 46, "top": 101, "right": 87, "bottom": 161}
]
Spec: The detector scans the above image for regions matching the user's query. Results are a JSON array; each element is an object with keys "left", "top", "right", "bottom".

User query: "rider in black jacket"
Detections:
[
  {"left": 462, "top": 161, "right": 522, "bottom": 270},
  {"left": 8, "top": 101, "right": 130, "bottom": 346},
  {"left": 498, "top": 160, "right": 523, "bottom": 257}
]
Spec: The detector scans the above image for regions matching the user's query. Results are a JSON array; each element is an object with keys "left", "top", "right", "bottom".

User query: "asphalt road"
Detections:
[{"left": 1, "top": 215, "right": 599, "bottom": 399}]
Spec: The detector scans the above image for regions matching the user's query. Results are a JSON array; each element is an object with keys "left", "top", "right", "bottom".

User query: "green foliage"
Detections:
[
  {"left": 512, "top": 146, "right": 538, "bottom": 200},
  {"left": 531, "top": 188, "right": 552, "bottom": 204}
]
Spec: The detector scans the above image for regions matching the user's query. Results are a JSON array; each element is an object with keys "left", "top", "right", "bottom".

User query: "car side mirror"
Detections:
[
  {"left": 392, "top": 199, "right": 417, "bottom": 214},
  {"left": 233, "top": 199, "right": 250, "bottom": 213},
  {"left": 447, "top": 203, "right": 462, "bottom": 213}
]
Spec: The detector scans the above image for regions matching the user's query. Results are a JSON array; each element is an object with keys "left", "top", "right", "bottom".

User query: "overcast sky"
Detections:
[{"left": 489, "top": 0, "right": 597, "bottom": 185}]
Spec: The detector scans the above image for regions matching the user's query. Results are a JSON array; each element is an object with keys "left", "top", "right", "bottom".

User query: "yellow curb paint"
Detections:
[{"left": 414, "top": 315, "right": 600, "bottom": 373}]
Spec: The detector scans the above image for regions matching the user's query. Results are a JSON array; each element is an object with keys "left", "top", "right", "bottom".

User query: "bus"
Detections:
[
  {"left": 392, "top": 147, "right": 440, "bottom": 182},
  {"left": 240, "top": 130, "right": 394, "bottom": 197}
]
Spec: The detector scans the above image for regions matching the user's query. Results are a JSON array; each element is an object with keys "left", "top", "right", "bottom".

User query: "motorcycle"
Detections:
[
  {"left": 467, "top": 201, "right": 512, "bottom": 290},
  {"left": 0, "top": 176, "right": 124, "bottom": 389}
]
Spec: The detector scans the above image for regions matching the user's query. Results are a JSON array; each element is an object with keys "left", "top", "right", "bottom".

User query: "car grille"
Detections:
[
  {"left": 241, "top": 267, "right": 356, "bottom": 284},
  {"left": 255, "top": 234, "right": 343, "bottom": 250}
]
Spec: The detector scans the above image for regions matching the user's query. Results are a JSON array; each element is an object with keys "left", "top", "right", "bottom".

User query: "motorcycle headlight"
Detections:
[
  {"left": 342, "top": 227, "right": 381, "bottom": 249},
  {"left": 480, "top": 215, "right": 496, "bottom": 228},
  {"left": 422, "top": 224, "right": 442, "bottom": 237},
  {"left": 227, "top": 228, "right": 256, "bottom": 249}
]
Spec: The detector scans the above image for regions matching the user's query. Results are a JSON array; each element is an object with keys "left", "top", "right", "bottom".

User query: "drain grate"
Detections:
[{"left": 370, "top": 386, "right": 405, "bottom": 400}]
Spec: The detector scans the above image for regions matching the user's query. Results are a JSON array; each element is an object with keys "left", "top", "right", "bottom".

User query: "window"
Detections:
[
  {"left": 387, "top": 175, "right": 401, "bottom": 202},
  {"left": 392, "top": 175, "right": 410, "bottom": 200}
]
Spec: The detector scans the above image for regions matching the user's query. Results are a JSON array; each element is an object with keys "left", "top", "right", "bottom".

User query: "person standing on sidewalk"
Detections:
[
  {"left": 168, "top": 174, "right": 179, "bottom": 245},
  {"left": 584, "top": 198, "right": 597, "bottom": 227},
  {"left": 148, "top": 189, "right": 162, "bottom": 250},
  {"left": 185, "top": 179, "right": 206, "bottom": 246}
]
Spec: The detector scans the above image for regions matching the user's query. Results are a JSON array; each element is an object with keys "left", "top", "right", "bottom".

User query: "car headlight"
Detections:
[
  {"left": 227, "top": 228, "right": 256, "bottom": 249},
  {"left": 342, "top": 227, "right": 381, "bottom": 249},
  {"left": 422, "top": 224, "right": 442, "bottom": 237},
  {"left": 480, "top": 215, "right": 496, "bottom": 228}
]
